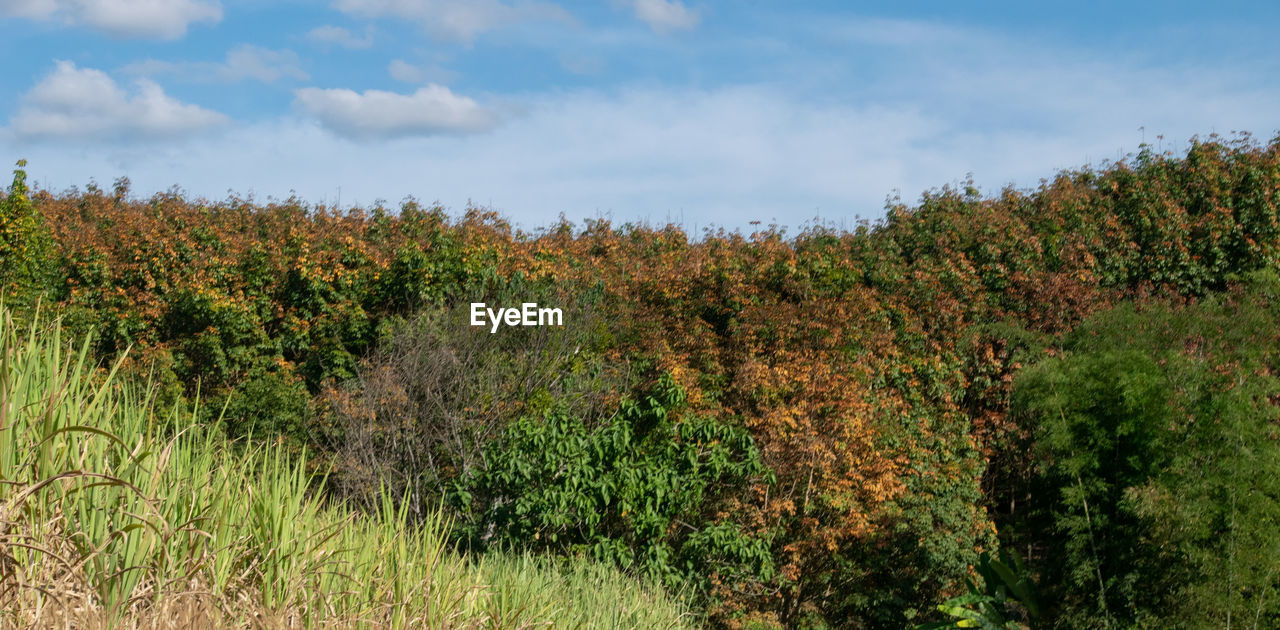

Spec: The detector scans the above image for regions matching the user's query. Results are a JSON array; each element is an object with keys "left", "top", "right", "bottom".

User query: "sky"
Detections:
[{"left": 0, "top": 1, "right": 1277, "bottom": 233}]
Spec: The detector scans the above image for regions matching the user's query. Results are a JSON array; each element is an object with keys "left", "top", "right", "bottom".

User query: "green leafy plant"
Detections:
[
  {"left": 918, "top": 549, "right": 1039, "bottom": 629},
  {"left": 453, "top": 374, "right": 775, "bottom": 599}
]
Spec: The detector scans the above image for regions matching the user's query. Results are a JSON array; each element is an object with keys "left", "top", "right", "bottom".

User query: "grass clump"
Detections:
[{"left": 0, "top": 308, "right": 694, "bottom": 629}]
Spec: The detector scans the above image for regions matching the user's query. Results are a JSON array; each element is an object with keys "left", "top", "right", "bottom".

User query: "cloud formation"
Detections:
[
  {"left": 11, "top": 64, "right": 1279, "bottom": 232},
  {"left": 306, "top": 25, "right": 374, "bottom": 49},
  {"left": 387, "top": 59, "right": 424, "bottom": 82},
  {"left": 123, "top": 45, "right": 309, "bottom": 83},
  {"left": 386, "top": 59, "right": 457, "bottom": 84},
  {"left": 331, "top": 0, "right": 572, "bottom": 42},
  {"left": 0, "top": 0, "right": 54, "bottom": 18},
  {"left": 559, "top": 53, "right": 606, "bottom": 75},
  {"left": 629, "top": 0, "right": 698, "bottom": 33},
  {"left": 9, "top": 61, "right": 226, "bottom": 141},
  {"left": 293, "top": 84, "right": 497, "bottom": 139},
  {"left": 6, "top": 17, "right": 1278, "bottom": 233},
  {"left": 0, "top": 0, "right": 221, "bottom": 39}
]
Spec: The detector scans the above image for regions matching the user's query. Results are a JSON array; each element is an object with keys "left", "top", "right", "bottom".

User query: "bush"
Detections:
[
  {"left": 325, "top": 283, "right": 619, "bottom": 517},
  {"left": 216, "top": 367, "right": 314, "bottom": 444},
  {"left": 452, "top": 374, "right": 775, "bottom": 602}
]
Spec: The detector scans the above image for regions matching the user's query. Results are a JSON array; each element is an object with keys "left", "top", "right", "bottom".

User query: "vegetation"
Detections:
[
  {"left": 2, "top": 132, "right": 1278, "bottom": 627},
  {"left": 451, "top": 374, "right": 774, "bottom": 600},
  {"left": 1013, "top": 272, "right": 1280, "bottom": 628},
  {"left": 916, "top": 550, "right": 1039, "bottom": 630},
  {"left": 0, "top": 160, "right": 56, "bottom": 318},
  {"left": 0, "top": 310, "right": 695, "bottom": 628}
]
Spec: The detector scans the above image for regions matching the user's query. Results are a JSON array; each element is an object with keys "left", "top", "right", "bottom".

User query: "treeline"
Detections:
[{"left": 3, "top": 133, "right": 1279, "bottom": 628}]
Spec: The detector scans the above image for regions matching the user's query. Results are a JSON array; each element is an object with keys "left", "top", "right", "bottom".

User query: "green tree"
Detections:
[
  {"left": 0, "top": 160, "right": 57, "bottom": 315},
  {"left": 1014, "top": 271, "right": 1280, "bottom": 628}
]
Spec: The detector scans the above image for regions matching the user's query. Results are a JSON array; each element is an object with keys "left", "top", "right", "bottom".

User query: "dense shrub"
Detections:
[
  {"left": 453, "top": 374, "right": 774, "bottom": 604},
  {"left": 1013, "top": 271, "right": 1280, "bottom": 628}
]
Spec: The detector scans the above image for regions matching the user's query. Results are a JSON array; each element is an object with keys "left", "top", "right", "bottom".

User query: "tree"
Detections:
[
  {"left": 1014, "top": 271, "right": 1280, "bottom": 628},
  {"left": 0, "top": 160, "right": 56, "bottom": 315}
]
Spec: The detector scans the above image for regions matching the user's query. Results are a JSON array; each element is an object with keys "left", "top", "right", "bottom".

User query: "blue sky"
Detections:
[{"left": 1, "top": 1, "right": 1277, "bottom": 232}]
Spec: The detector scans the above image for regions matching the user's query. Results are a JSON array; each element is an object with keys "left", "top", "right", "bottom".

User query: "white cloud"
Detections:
[
  {"left": 123, "top": 45, "right": 309, "bottom": 83},
  {"left": 0, "top": 0, "right": 57, "bottom": 19},
  {"left": 0, "top": 0, "right": 221, "bottom": 39},
  {"left": 388, "top": 59, "right": 420, "bottom": 82},
  {"left": 7, "top": 20, "right": 1279, "bottom": 233},
  {"left": 8, "top": 61, "right": 227, "bottom": 141},
  {"left": 830, "top": 17, "right": 969, "bottom": 48},
  {"left": 559, "top": 53, "right": 606, "bottom": 75},
  {"left": 306, "top": 24, "right": 374, "bottom": 49},
  {"left": 331, "top": 0, "right": 572, "bottom": 42},
  {"left": 293, "top": 84, "right": 497, "bottom": 139},
  {"left": 219, "top": 46, "right": 308, "bottom": 82},
  {"left": 1, "top": 87, "right": 952, "bottom": 228},
  {"left": 386, "top": 59, "right": 458, "bottom": 84},
  {"left": 629, "top": 0, "right": 698, "bottom": 33}
]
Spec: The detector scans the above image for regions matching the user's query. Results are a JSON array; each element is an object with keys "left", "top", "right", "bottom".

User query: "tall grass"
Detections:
[{"left": 0, "top": 309, "right": 695, "bottom": 629}]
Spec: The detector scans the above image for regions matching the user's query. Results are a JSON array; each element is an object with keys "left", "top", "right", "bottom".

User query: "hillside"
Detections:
[{"left": 2, "top": 134, "right": 1279, "bottom": 628}]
